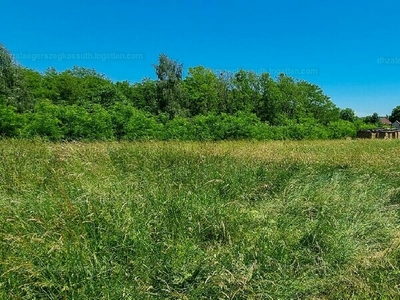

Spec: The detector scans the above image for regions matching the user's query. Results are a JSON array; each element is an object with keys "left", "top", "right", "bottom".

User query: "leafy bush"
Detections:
[
  {"left": 164, "top": 117, "right": 195, "bottom": 140},
  {"left": 22, "top": 100, "right": 63, "bottom": 140},
  {"left": 219, "top": 111, "right": 261, "bottom": 139},
  {"left": 85, "top": 104, "right": 114, "bottom": 140},
  {"left": 327, "top": 120, "right": 357, "bottom": 139},
  {"left": 58, "top": 104, "right": 113, "bottom": 140},
  {"left": 0, "top": 99, "right": 23, "bottom": 137},
  {"left": 124, "top": 108, "right": 164, "bottom": 140},
  {"left": 108, "top": 102, "right": 135, "bottom": 139},
  {"left": 190, "top": 114, "right": 220, "bottom": 140},
  {"left": 59, "top": 105, "right": 91, "bottom": 140},
  {"left": 188, "top": 112, "right": 264, "bottom": 141},
  {"left": 248, "top": 122, "right": 275, "bottom": 140}
]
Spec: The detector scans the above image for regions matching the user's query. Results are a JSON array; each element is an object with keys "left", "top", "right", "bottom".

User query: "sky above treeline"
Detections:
[{"left": 1, "top": 0, "right": 399, "bottom": 116}]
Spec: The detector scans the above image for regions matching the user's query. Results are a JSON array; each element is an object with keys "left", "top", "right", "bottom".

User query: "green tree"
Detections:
[
  {"left": 68, "top": 67, "right": 125, "bottom": 107},
  {"left": 108, "top": 102, "right": 136, "bottom": 139},
  {"left": 122, "top": 79, "right": 158, "bottom": 114},
  {"left": 340, "top": 108, "right": 356, "bottom": 122},
  {"left": 0, "top": 43, "right": 31, "bottom": 111},
  {"left": 277, "top": 74, "right": 303, "bottom": 122},
  {"left": 0, "top": 98, "right": 23, "bottom": 137},
  {"left": 372, "top": 112, "right": 379, "bottom": 123},
  {"left": 21, "top": 68, "right": 45, "bottom": 105},
  {"left": 0, "top": 43, "right": 16, "bottom": 99},
  {"left": 297, "top": 80, "right": 340, "bottom": 124},
  {"left": 53, "top": 69, "right": 82, "bottom": 105},
  {"left": 328, "top": 120, "right": 357, "bottom": 138},
  {"left": 183, "top": 66, "right": 220, "bottom": 116},
  {"left": 23, "top": 100, "right": 63, "bottom": 139},
  {"left": 59, "top": 105, "right": 91, "bottom": 140},
  {"left": 257, "top": 72, "right": 282, "bottom": 124},
  {"left": 366, "top": 112, "right": 379, "bottom": 124},
  {"left": 389, "top": 105, "right": 400, "bottom": 123},
  {"left": 363, "top": 112, "right": 380, "bottom": 126},
  {"left": 214, "top": 71, "right": 233, "bottom": 114},
  {"left": 85, "top": 104, "right": 114, "bottom": 140},
  {"left": 230, "top": 70, "right": 260, "bottom": 114},
  {"left": 164, "top": 117, "right": 194, "bottom": 140},
  {"left": 40, "top": 67, "right": 125, "bottom": 107},
  {"left": 125, "top": 108, "right": 163, "bottom": 140},
  {"left": 154, "top": 54, "right": 186, "bottom": 117}
]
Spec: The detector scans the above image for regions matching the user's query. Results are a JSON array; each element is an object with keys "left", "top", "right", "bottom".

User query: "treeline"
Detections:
[{"left": 0, "top": 43, "right": 382, "bottom": 141}]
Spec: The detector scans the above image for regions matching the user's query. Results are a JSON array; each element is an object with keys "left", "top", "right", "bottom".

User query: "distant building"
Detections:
[
  {"left": 392, "top": 120, "right": 400, "bottom": 129},
  {"left": 380, "top": 117, "right": 392, "bottom": 127}
]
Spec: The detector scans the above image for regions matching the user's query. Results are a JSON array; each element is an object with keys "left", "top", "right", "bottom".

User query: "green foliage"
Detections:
[
  {"left": 162, "top": 112, "right": 264, "bottom": 141},
  {"left": 23, "top": 100, "right": 63, "bottom": 140},
  {"left": 364, "top": 112, "right": 380, "bottom": 125},
  {"left": 371, "top": 112, "right": 380, "bottom": 124},
  {"left": 27, "top": 67, "right": 126, "bottom": 108},
  {"left": 21, "top": 68, "right": 45, "bottom": 108},
  {"left": 0, "top": 99, "right": 23, "bottom": 137},
  {"left": 327, "top": 120, "right": 357, "bottom": 138},
  {"left": 278, "top": 118, "right": 329, "bottom": 140},
  {"left": 256, "top": 72, "right": 280, "bottom": 123},
  {"left": 59, "top": 104, "right": 91, "bottom": 139},
  {"left": 154, "top": 54, "right": 186, "bottom": 118},
  {"left": 191, "top": 113, "right": 224, "bottom": 140},
  {"left": 108, "top": 102, "right": 135, "bottom": 139},
  {"left": 0, "top": 43, "right": 31, "bottom": 112},
  {"left": 124, "top": 107, "right": 163, "bottom": 140},
  {"left": 340, "top": 108, "right": 356, "bottom": 122},
  {"left": 164, "top": 117, "right": 195, "bottom": 140},
  {"left": 248, "top": 122, "right": 275, "bottom": 140},
  {"left": 218, "top": 111, "right": 261, "bottom": 139},
  {"left": 84, "top": 104, "right": 114, "bottom": 140},
  {"left": 183, "top": 66, "right": 220, "bottom": 116},
  {"left": 297, "top": 81, "right": 340, "bottom": 124},
  {"left": 389, "top": 105, "right": 400, "bottom": 123},
  {"left": 6, "top": 42, "right": 400, "bottom": 141},
  {"left": 0, "top": 43, "right": 17, "bottom": 99},
  {"left": 230, "top": 69, "right": 260, "bottom": 113}
]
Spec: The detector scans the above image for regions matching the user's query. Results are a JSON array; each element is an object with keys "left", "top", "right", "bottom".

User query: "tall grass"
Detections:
[{"left": 1, "top": 139, "right": 400, "bottom": 299}]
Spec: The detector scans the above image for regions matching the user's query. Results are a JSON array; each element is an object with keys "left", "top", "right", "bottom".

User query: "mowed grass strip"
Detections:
[{"left": 1, "top": 139, "right": 400, "bottom": 299}]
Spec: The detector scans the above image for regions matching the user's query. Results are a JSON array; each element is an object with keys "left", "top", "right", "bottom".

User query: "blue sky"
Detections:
[{"left": 1, "top": 0, "right": 399, "bottom": 116}]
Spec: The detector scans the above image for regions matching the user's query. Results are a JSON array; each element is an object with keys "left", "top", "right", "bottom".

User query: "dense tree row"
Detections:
[{"left": 0, "top": 43, "right": 390, "bottom": 141}]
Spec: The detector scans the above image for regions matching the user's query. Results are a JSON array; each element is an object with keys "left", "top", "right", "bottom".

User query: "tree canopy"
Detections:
[
  {"left": 389, "top": 106, "right": 400, "bottom": 123},
  {"left": 0, "top": 43, "right": 394, "bottom": 141}
]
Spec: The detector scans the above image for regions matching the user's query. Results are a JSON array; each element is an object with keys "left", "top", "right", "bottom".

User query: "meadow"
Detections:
[{"left": 1, "top": 139, "right": 400, "bottom": 299}]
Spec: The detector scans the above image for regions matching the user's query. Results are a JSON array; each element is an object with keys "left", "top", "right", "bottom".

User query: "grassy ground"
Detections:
[{"left": 1, "top": 139, "right": 400, "bottom": 299}]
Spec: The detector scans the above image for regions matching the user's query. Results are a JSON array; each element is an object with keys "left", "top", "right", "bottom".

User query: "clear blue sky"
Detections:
[{"left": 1, "top": 0, "right": 399, "bottom": 116}]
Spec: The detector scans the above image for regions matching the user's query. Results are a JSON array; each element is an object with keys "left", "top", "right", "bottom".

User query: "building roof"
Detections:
[{"left": 380, "top": 117, "right": 392, "bottom": 125}]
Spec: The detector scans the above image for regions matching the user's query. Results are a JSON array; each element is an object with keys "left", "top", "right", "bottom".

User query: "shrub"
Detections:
[
  {"left": 108, "top": 102, "right": 135, "bottom": 139},
  {"left": 164, "top": 117, "right": 195, "bottom": 140},
  {"left": 85, "top": 104, "right": 114, "bottom": 140},
  {"left": 22, "top": 100, "right": 63, "bottom": 140},
  {"left": 0, "top": 99, "right": 23, "bottom": 137},
  {"left": 59, "top": 105, "right": 91, "bottom": 140},
  {"left": 124, "top": 108, "right": 163, "bottom": 140},
  {"left": 327, "top": 120, "right": 356, "bottom": 139},
  {"left": 219, "top": 111, "right": 262, "bottom": 139}
]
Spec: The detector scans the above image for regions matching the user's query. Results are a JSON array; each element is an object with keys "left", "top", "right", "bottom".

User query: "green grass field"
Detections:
[{"left": 1, "top": 139, "right": 400, "bottom": 299}]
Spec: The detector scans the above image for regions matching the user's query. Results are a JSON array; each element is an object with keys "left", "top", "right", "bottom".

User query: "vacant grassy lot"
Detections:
[{"left": 1, "top": 139, "right": 400, "bottom": 299}]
